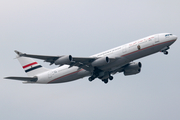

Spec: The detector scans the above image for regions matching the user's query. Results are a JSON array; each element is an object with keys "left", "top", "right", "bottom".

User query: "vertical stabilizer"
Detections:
[{"left": 15, "top": 51, "right": 49, "bottom": 76}]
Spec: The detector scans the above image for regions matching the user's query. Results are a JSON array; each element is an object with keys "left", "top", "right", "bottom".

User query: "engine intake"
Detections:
[
  {"left": 91, "top": 57, "right": 110, "bottom": 67},
  {"left": 124, "top": 62, "right": 142, "bottom": 76},
  {"left": 54, "top": 55, "right": 73, "bottom": 65}
]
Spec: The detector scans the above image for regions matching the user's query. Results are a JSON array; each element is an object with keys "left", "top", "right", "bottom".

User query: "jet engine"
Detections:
[
  {"left": 91, "top": 57, "right": 110, "bottom": 67},
  {"left": 123, "top": 62, "right": 142, "bottom": 76},
  {"left": 54, "top": 55, "right": 73, "bottom": 65}
]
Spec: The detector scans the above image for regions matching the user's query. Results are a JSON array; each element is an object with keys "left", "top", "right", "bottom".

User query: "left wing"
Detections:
[
  {"left": 4, "top": 76, "right": 38, "bottom": 82},
  {"left": 15, "top": 50, "right": 116, "bottom": 71}
]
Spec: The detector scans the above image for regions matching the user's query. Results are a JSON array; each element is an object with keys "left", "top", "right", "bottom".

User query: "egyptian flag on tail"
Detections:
[{"left": 17, "top": 55, "right": 49, "bottom": 76}]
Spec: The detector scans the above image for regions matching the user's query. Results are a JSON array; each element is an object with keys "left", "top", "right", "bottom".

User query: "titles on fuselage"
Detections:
[{"left": 129, "top": 36, "right": 154, "bottom": 47}]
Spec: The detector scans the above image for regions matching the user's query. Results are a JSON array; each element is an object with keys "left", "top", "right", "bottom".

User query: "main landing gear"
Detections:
[
  {"left": 102, "top": 79, "right": 108, "bottom": 84},
  {"left": 109, "top": 76, "right": 113, "bottom": 80},
  {"left": 88, "top": 67, "right": 114, "bottom": 84},
  {"left": 101, "top": 75, "right": 114, "bottom": 84},
  {"left": 88, "top": 76, "right": 95, "bottom": 81},
  {"left": 88, "top": 75, "right": 114, "bottom": 84}
]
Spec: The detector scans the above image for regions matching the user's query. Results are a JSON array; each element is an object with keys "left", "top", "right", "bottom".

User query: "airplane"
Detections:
[{"left": 4, "top": 33, "right": 177, "bottom": 84}]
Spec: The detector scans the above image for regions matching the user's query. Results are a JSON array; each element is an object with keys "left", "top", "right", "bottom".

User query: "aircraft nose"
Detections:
[{"left": 173, "top": 35, "right": 178, "bottom": 41}]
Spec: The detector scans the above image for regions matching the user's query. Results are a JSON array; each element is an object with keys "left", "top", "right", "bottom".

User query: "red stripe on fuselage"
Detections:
[{"left": 23, "top": 62, "right": 38, "bottom": 69}]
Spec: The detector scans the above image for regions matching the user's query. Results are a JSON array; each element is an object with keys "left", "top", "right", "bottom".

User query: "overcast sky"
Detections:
[{"left": 1, "top": 0, "right": 180, "bottom": 120}]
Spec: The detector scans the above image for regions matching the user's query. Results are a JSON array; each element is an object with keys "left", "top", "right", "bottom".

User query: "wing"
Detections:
[
  {"left": 4, "top": 76, "right": 38, "bottom": 82},
  {"left": 15, "top": 50, "right": 116, "bottom": 71},
  {"left": 15, "top": 50, "right": 60, "bottom": 64}
]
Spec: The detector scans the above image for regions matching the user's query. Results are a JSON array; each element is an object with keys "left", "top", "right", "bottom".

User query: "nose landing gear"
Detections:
[
  {"left": 161, "top": 46, "right": 169, "bottom": 55},
  {"left": 163, "top": 51, "right": 168, "bottom": 55}
]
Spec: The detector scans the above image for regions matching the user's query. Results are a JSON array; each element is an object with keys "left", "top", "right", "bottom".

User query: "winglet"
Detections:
[{"left": 14, "top": 50, "right": 23, "bottom": 56}]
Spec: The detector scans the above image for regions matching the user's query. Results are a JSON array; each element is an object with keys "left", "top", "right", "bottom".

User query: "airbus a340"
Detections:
[{"left": 5, "top": 33, "right": 177, "bottom": 84}]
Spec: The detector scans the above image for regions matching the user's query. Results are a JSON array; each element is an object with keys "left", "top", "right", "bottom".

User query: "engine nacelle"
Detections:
[
  {"left": 124, "top": 62, "right": 142, "bottom": 76},
  {"left": 54, "top": 55, "right": 73, "bottom": 65},
  {"left": 91, "top": 57, "right": 110, "bottom": 67}
]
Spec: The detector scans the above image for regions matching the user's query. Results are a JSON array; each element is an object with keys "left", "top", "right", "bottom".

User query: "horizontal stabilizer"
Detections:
[{"left": 4, "top": 76, "right": 38, "bottom": 82}]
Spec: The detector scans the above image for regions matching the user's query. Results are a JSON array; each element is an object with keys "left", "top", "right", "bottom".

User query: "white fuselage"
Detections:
[{"left": 36, "top": 33, "right": 177, "bottom": 84}]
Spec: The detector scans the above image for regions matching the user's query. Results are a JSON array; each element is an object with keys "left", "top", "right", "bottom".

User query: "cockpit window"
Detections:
[{"left": 165, "top": 34, "right": 173, "bottom": 37}]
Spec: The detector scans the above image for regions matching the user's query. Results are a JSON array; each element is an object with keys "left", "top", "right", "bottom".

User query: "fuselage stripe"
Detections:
[
  {"left": 25, "top": 65, "right": 42, "bottom": 73},
  {"left": 48, "top": 69, "right": 83, "bottom": 83},
  {"left": 23, "top": 62, "right": 38, "bottom": 69}
]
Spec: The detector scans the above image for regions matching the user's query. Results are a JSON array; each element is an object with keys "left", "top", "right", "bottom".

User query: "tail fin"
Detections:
[{"left": 15, "top": 51, "right": 49, "bottom": 76}]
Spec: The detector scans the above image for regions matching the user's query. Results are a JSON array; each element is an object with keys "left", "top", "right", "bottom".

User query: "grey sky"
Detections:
[{"left": 1, "top": 0, "right": 180, "bottom": 120}]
